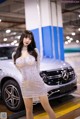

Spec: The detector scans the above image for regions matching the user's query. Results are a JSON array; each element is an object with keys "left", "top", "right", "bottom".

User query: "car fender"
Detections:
[{"left": 0, "top": 61, "right": 23, "bottom": 86}]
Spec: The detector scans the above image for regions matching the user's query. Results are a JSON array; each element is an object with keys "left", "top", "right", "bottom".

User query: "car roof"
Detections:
[{"left": 0, "top": 44, "right": 17, "bottom": 48}]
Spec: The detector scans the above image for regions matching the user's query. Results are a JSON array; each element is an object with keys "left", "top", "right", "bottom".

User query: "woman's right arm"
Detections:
[{"left": 12, "top": 51, "right": 16, "bottom": 64}]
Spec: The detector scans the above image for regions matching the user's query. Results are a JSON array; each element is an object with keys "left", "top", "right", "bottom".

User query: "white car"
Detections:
[{"left": 0, "top": 45, "right": 77, "bottom": 111}]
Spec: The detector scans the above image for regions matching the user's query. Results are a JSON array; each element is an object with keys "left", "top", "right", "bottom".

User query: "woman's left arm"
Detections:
[{"left": 34, "top": 48, "right": 40, "bottom": 72}]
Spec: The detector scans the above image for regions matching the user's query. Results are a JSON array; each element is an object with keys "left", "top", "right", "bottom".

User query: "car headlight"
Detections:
[
  {"left": 40, "top": 72, "right": 47, "bottom": 78},
  {"left": 40, "top": 72, "right": 48, "bottom": 83}
]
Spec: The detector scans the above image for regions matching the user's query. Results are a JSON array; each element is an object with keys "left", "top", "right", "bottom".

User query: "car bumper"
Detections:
[{"left": 45, "top": 78, "right": 77, "bottom": 99}]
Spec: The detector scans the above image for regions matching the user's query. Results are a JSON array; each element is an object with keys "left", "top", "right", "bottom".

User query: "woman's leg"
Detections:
[
  {"left": 39, "top": 95, "right": 56, "bottom": 119},
  {"left": 23, "top": 98, "right": 34, "bottom": 119}
]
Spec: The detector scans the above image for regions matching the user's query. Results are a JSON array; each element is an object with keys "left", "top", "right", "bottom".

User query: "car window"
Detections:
[{"left": 0, "top": 47, "right": 16, "bottom": 60}]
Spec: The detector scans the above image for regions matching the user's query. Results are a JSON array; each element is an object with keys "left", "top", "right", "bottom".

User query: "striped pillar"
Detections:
[
  {"left": 40, "top": 0, "right": 53, "bottom": 58},
  {"left": 24, "top": 0, "right": 64, "bottom": 60},
  {"left": 24, "top": 0, "right": 41, "bottom": 55},
  {"left": 51, "top": 0, "right": 64, "bottom": 60}
]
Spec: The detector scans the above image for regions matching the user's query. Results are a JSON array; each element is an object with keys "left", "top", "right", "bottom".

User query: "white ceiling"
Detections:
[{"left": 0, "top": 0, "right": 80, "bottom": 45}]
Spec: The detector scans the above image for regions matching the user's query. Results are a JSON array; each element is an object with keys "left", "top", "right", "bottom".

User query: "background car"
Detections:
[{"left": 0, "top": 45, "right": 77, "bottom": 112}]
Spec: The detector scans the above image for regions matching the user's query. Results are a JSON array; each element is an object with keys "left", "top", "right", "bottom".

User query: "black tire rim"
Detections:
[{"left": 4, "top": 84, "right": 20, "bottom": 109}]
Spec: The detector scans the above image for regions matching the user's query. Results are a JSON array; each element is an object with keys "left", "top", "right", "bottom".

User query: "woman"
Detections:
[{"left": 12, "top": 30, "right": 56, "bottom": 119}]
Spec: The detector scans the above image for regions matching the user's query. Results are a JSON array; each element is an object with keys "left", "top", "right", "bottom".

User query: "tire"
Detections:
[{"left": 2, "top": 80, "right": 24, "bottom": 112}]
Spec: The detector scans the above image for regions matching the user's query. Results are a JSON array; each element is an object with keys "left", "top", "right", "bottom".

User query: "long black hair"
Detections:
[{"left": 14, "top": 30, "right": 37, "bottom": 63}]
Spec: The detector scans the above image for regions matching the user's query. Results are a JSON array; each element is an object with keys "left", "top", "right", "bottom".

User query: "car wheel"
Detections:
[{"left": 2, "top": 80, "right": 24, "bottom": 112}]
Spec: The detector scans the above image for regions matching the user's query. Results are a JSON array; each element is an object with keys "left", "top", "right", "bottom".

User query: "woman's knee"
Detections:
[
  {"left": 39, "top": 95, "right": 49, "bottom": 105},
  {"left": 26, "top": 107, "right": 33, "bottom": 113},
  {"left": 23, "top": 98, "right": 33, "bottom": 113}
]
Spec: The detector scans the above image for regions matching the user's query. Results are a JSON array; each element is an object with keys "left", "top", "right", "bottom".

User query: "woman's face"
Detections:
[{"left": 23, "top": 37, "right": 32, "bottom": 46}]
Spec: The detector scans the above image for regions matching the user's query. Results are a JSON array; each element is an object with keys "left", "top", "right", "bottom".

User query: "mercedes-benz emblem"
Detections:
[{"left": 62, "top": 70, "right": 69, "bottom": 80}]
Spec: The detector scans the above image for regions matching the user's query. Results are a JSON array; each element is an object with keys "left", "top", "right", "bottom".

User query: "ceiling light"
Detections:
[
  {"left": 68, "top": 40, "right": 71, "bottom": 43},
  {"left": 11, "top": 32, "right": 17, "bottom": 35},
  {"left": 65, "top": 41, "right": 68, "bottom": 45},
  {"left": 0, "top": 19, "right": 2, "bottom": 22},
  {"left": 11, "top": 42, "right": 15, "bottom": 46},
  {"left": 71, "top": 32, "right": 75, "bottom": 36},
  {"left": 15, "top": 43, "right": 19, "bottom": 46},
  {"left": 13, "top": 40, "right": 17, "bottom": 44},
  {"left": 78, "top": 28, "right": 80, "bottom": 31},
  {"left": 6, "top": 44, "right": 10, "bottom": 46},
  {"left": 66, "top": 36, "right": 70, "bottom": 39},
  {"left": 6, "top": 29, "right": 11, "bottom": 33},
  {"left": 15, "top": 35, "right": 20, "bottom": 39},
  {"left": 70, "top": 38, "right": 73, "bottom": 41},
  {"left": 78, "top": 15, "right": 80, "bottom": 17},
  {"left": 3, "top": 38, "right": 7, "bottom": 41},
  {"left": 76, "top": 40, "right": 79, "bottom": 43}
]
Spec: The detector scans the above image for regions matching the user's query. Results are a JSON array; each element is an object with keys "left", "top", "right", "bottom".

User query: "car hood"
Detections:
[
  {"left": 0, "top": 60, "right": 23, "bottom": 85},
  {"left": 0, "top": 58, "right": 71, "bottom": 71},
  {"left": 0, "top": 60, "right": 17, "bottom": 69},
  {"left": 40, "top": 58, "right": 71, "bottom": 71}
]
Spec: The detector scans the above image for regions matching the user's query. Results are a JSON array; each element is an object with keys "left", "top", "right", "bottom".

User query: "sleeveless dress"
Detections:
[{"left": 15, "top": 48, "right": 47, "bottom": 101}]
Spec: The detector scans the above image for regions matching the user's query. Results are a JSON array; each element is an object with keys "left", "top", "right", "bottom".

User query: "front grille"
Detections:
[{"left": 40, "top": 67, "right": 75, "bottom": 85}]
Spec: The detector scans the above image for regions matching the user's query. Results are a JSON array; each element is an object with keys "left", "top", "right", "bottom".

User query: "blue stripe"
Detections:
[
  {"left": 58, "top": 27, "right": 64, "bottom": 60},
  {"left": 31, "top": 29, "right": 40, "bottom": 51},
  {"left": 42, "top": 26, "right": 53, "bottom": 58},
  {"left": 65, "top": 48, "right": 80, "bottom": 53},
  {"left": 53, "top": 26, "right": 59, "bottom": 59},
  {"left": 31, "top": 26, "right": 64, "bottom": 61}
]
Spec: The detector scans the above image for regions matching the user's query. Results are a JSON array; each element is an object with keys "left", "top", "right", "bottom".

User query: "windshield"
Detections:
[{"left": 0, "top": 46, "right": 16, "bottom": 60}]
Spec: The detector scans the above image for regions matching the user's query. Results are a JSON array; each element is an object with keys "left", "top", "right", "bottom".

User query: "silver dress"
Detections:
[{"left": 16, "top": 48, "right": 47, "bottom": 101}]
